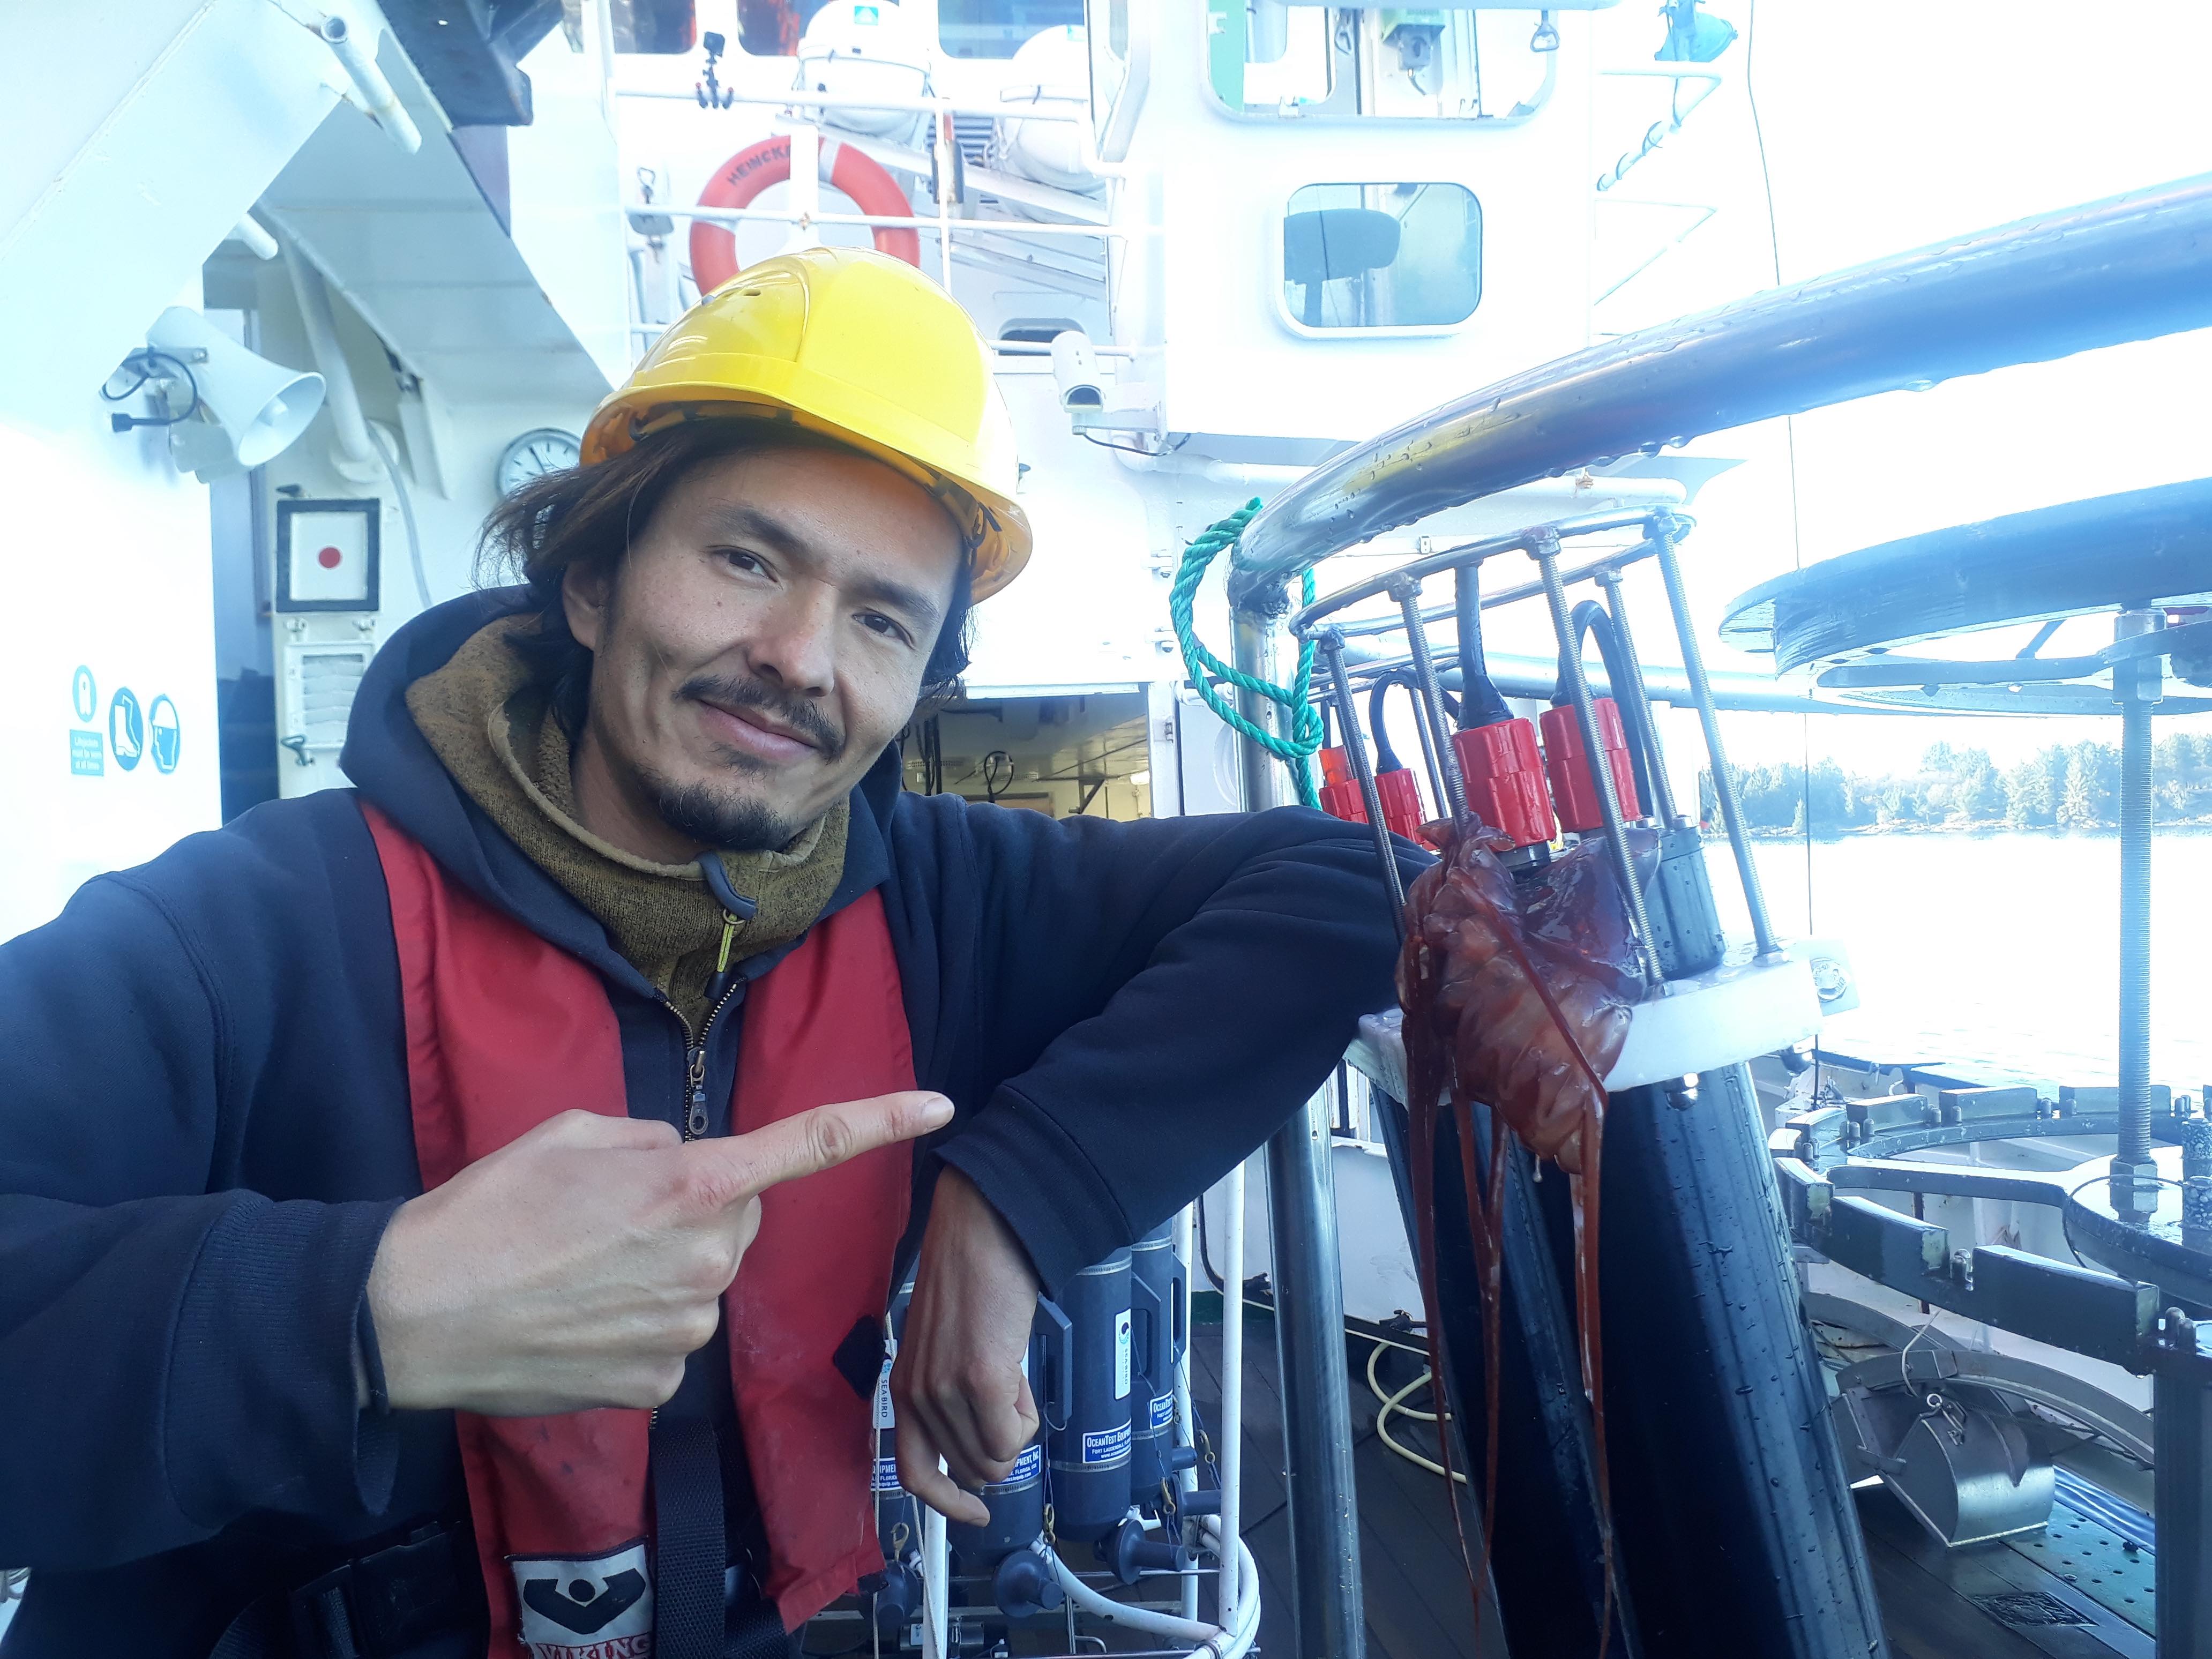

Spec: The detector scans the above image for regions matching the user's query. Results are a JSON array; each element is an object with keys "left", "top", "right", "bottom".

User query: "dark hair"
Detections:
[{"left": 475, "top": 419, "right": 976, "bottom": 736}]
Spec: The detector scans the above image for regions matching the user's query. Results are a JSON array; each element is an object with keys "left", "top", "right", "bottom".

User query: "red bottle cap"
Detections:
[
  {"left": 1318, "top": 767, "right": 1432, "bottom": 845},
  {"left": 1375, "top": 767, "right": 1429, "bottom": 845},
  {"left": 1318, "top": 776, "right": 1367, "bottom": 823},
  {"left": 1451, "top": 718, "right": 1557, "bottom": 849},
  {"left": 1539, "top": 699, "right": 1641, "bottom": 833}
]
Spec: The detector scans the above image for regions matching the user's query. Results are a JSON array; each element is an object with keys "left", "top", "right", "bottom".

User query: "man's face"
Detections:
[{"left": 564, "top": 442, "right": 964, "bottom": 856}]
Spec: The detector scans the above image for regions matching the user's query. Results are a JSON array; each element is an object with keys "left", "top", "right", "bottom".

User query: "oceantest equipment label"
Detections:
[{"left": 1081, "top": 1422, "right": 1132, "bottom": 1466}]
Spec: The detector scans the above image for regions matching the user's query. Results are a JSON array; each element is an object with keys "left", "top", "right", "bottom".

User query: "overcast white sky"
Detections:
[{"left": 1570, "top": 0, "right": 2212, "bottom": 772}]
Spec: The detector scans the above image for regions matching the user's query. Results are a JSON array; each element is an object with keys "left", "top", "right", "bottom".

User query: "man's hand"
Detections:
[
  {"left": 891, "top": 1167, "right": 1042, "bottom": 1526},
  {"left": 365, "top": 1093, "right": 952, "bottom": 1416}
]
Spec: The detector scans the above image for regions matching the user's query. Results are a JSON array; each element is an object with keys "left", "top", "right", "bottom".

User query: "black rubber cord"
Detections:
[{"left": 1555, "top": 601, "right": 1655, "bottom": 816}]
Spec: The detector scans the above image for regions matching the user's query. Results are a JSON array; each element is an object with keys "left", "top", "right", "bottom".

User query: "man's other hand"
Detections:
[
  {"left": 891, "top": 1167, "right": 1042, "bottom": 1527},
  {"left": 364, "top": 1092, "right": 953, "bottom": 1416}
]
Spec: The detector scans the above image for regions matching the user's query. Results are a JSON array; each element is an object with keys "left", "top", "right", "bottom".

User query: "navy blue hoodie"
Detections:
[{"left": 0, "top": 591, "right": 1409, "bottom": 1656}]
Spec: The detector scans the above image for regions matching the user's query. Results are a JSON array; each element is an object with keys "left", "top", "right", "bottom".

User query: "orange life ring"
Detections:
[{"left": 690, "top": 137, "right": 922, "bottom": 293}]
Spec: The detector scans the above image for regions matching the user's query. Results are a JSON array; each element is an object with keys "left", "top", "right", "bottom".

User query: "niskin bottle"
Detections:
[
  {"left": 948, "top": 1297, "right": 1071, "bottom": 1570},
  {"left": 1126, "top": 1222, "right": 1192, "bottom": 1512},
  {"left": 1045, "top": 1247, "right": 1135, "bottom": 1541}
]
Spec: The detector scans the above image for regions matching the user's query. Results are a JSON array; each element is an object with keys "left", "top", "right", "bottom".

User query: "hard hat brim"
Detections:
[{"left": 581, "top": 363, "right": 1032, "bottom": 602}]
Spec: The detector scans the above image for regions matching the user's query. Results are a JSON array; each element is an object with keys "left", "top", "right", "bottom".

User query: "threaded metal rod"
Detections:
[
  {"left": 1392, "top": 577, "right": 1469, "bottom": 825},
  {"left": 2117, "top": 682, "right": 2155, "bottom": 1173},
  {"left": 1538, "top": 536, "right": 1664, "bottom": 986},
  {"left": 1596, "top": 563, "right": 1679, "bottom": 826},
  {"left": 1653, "top": 517, "right": 1780, "bottom": 956}
]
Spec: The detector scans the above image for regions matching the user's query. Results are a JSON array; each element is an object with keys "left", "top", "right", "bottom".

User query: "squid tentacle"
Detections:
[{"left": 1396, "top": 821, "right": 1645, "bottom": 1659}]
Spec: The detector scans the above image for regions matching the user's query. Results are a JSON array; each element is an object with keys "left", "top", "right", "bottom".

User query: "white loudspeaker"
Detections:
[
  {"left": 145, "top": 307, "right": 325, "bottom": 476},
  {"left": 1050, "top": 329, "right": 1104, "bottom": 412}
]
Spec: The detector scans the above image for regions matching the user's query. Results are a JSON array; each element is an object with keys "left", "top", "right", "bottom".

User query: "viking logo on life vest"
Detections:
[{"left": 510, "top": 1541, "right": 654, "bottom": 1659}]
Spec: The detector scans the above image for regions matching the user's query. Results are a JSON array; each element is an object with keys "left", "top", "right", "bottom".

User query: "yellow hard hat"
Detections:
[{"left": 582, "top": 246, "right": 1031, "bottom": 600}]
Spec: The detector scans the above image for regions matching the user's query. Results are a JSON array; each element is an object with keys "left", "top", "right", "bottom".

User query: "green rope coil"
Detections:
[{"left": 1168, "top": 498, "right": 1323, "bottom": 808}]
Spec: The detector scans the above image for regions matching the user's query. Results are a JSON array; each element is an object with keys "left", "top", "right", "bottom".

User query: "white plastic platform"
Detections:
[{"left": 1346, "top": 938, "right": 1856, "bottom": 1100}]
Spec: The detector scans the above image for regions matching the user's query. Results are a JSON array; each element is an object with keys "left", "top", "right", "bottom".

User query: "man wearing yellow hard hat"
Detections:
[{"left": 0, "top": 249, "right": 1404, "bottom": 1657}]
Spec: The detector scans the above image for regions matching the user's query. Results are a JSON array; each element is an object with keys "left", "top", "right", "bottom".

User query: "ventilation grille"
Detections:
[
  {"left": 1972, "top": 1590, "right": 2091, "bottom": 1628},
  {"left": 951, "top": 113, "right": 997, "bottom": 165},
  {"left": 284, "top": 645, "right": 372, "bottom": 751}
]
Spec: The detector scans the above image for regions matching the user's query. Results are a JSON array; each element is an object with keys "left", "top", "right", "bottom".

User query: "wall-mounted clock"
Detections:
[{"left": 496, "top": 428, "right": 582, "bottom": 496}]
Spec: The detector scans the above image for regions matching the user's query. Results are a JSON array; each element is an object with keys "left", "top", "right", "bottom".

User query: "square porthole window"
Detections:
[
  {"left": 1281, "top": 182, "right": 1481, "bottom": 332},
  {"left": 611, "top": 0, "right": 699, "bottom": 52},
  {"left": 940, "top": 0, "right": 1085, "bottom": 59}
]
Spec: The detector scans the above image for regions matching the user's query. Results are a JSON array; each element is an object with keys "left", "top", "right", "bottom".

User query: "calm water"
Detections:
[{"left": 1701, "top": 829, "right": 2212, "bottom": 1093}]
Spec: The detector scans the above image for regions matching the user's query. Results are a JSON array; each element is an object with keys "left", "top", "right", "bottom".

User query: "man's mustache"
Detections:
[{"left": 679, "top": 673, "right": 846, "bottom": 760}]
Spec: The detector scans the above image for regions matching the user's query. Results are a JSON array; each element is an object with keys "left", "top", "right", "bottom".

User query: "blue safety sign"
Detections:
[
  {"left": 71, "top": 666, "right": 96, "bottom": 723},
  {"left": 148, "top": 694, "right": 181, "bottom": 774},
  {"left": 109, "top": 688, "right": 143, "bottom": 772}
]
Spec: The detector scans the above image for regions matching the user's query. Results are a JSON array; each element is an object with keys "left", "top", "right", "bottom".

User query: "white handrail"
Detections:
[
  {"left": 1216, "top": 1162, "right": 1246, "bottom": 1633},
  {"left": 617, "top": 84, "right": 1086, "bottom": 123},
  {"left": 1174, "top": 1201, "right": 1201, "bottom": 1624},
  {"left": 655, "top": 201, "right": 1125, "bottom": 237},
  {"left": 626, "top": 325, "right": 1148, "bottom": 362},
  {"left": 314, "top": 13, "right": 422, "bottom": 153}
]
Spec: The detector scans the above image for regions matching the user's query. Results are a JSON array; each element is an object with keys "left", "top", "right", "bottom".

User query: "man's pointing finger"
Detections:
[{"left": 681, "top": 1091, "right": 953, "bottom": 1208}]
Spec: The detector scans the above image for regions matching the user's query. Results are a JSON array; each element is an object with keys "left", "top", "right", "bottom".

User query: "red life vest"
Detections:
[{"left": 364, "top": 804, "right": 915, "bottom": 1657}]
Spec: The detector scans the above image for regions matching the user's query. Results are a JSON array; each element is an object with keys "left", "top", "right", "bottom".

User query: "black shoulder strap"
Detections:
[
  {"left": 651, "top": 1415, "right": 728, "bottom": 1659},
  {"left": 724, "top": 1594, "right": 794, "bottom": 1659}
]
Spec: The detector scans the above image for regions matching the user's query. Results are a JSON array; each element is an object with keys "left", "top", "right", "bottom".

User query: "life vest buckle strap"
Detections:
[
  {"left": 206, "top": 1519, "right": 480, "bottom": 1659},
  {"left": 290, "top": 1522, "right": 477, "bottom": 1659}
]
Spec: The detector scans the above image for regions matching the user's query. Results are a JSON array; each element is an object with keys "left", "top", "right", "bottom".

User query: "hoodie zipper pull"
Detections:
[
  {"left": 697, "top": 853, "right": 758, "bottom": 1010},
  {"left": 685, "top": 1043, "right": 709, "bottom": 1140}
]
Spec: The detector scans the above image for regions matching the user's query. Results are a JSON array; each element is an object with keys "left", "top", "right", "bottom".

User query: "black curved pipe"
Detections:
[
  {"left": 1556, "top": 601, "right": 1656, "bottom": 815},
  {"left": 1453, "top": 567, "right": 1512, "bottom": 730},
  {"left": 1366, "top": 676, "right": 1405, "bottom": 773},
  {"left": 1368, "top": 670, "right": 1460, "bottom": 776}
]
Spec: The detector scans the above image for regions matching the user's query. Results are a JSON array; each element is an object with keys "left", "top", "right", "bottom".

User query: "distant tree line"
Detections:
[{"left": 1697, "top": 734, "right": 2212, "bottom": 834}]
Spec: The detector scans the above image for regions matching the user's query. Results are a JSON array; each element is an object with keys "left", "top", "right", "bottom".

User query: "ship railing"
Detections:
[{"left": 618, "top": 83, "right": 1129, "bottom": 297}]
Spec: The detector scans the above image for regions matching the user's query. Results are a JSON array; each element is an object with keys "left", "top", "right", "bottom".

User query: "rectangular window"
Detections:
[
  {"left": 611, "top": 0, "right": 699, "bottom": 53},
  {"left": 735, "top": 0, "right": 842, "bottom": 56},
  {"left": 1282, "top": 182, "right": 1481, "bottom": 330},
  {"left": 1210, "top": 5, "right": 1553, "bottom": 119},
  {"left": 940, "top": 0, "right": 1085, "bottom": 59},
  {"left": 1208, "top": 0, "right": 1332, "bottom": 113}
]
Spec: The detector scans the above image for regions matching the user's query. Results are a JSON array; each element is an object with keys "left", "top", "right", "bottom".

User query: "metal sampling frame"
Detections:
[{"left": 1213, "top": 170, "right": 2212, "bottom": 1659}]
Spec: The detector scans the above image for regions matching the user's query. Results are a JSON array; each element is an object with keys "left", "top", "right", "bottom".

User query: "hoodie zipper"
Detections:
[
  {"left": 676, "top": 908, "right": 749, "bottom": 1140},
  {"left": 654, "top": 900, "right": 750, "bottom": 1448}
]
